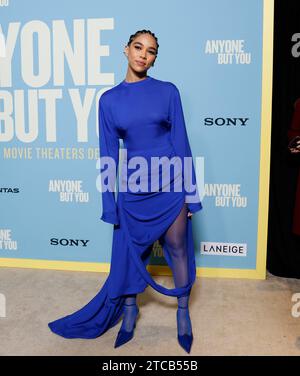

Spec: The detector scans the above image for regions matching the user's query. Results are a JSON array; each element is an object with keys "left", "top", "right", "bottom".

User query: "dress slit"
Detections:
[{"left": 48, "top": 193, "right": 196, "bottom": 339}]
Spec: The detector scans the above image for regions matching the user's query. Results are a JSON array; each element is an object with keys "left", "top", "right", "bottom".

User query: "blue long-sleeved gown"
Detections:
[{"left": 48, "top": 75, "right": 203, "bottom": 338}]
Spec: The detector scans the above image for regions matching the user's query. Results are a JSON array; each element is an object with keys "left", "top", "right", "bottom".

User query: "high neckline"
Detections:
[{"left": 121, "top": 75, "right": 152, "bottom": 86}]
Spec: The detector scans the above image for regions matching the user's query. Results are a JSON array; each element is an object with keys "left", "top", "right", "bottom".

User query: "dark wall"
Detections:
[{"left": 267, "top": 0, "right": 300, "bottom": 277}]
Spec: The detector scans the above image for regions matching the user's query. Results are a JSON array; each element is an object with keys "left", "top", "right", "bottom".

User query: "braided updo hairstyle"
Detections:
[{"left": 125, "top": 29, "right": 159, "bottom": 67}]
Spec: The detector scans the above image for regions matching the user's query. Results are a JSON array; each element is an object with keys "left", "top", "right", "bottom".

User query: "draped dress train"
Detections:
[{"left": 48, "top": 75, "right": 203, "bottom": 339}]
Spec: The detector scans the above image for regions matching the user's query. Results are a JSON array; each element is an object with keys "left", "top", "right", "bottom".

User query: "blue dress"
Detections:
[{"left": 48, "top": 75, "right": 203, "bottom": 338}]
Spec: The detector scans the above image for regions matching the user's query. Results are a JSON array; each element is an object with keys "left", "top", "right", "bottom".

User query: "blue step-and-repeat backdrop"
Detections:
[{"left": 0, "top": 0, "right": 274, "bottom": 279}]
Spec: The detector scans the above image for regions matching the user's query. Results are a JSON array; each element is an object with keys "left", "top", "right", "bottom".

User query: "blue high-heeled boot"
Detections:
[
  {"left": 114, "top": 302, "right": 139, "bottom": 348},
  {"left": 177, "top": 305, "right": 193, "bottom": 353}
]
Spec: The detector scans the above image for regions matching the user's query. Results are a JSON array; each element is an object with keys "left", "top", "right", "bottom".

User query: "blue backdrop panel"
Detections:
[{"left": 0, "top": 0, "right": 271, "bottom": 277}]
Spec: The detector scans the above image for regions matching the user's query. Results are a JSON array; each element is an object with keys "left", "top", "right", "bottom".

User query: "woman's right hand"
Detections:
[
  {"left": 289, "top": 137, "right": 300, "bottom": 153},
  {"left": 290, "top": 148, "right": 300, "bottom": 153}
]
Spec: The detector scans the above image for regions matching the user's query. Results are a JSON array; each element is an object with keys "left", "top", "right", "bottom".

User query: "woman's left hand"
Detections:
[{"left": 187, "top": 211, "right": 193, "bottom": 219}]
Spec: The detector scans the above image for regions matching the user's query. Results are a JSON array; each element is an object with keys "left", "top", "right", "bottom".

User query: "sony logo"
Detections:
[
  {"left": 50, "top": 238, "right": 90, "bottom": 247},
  {"left": 204, "top": 117, "right": 249, "bottom": 126}
]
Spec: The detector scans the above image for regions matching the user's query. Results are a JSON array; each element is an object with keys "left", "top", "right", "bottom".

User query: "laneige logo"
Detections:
[{"left": 200, "top": 242, "right": 247, "bottom": 256}]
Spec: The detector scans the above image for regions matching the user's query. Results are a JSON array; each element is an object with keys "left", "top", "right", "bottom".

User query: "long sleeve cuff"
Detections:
[
  {"left": 186, "top": 201, "right": 203, "bottom": 214},
  {"left": 100, "top": 211, "right": 120, "bottom": 225}
]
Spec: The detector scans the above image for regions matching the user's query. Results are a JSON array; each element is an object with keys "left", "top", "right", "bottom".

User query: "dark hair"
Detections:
[{"left": 126, "top": 29, "right": 159, "bottom": 66}]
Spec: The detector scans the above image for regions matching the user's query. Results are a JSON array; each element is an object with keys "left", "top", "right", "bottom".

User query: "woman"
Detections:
[
  {"left": 288, "top": 98, "right": 300, "bottom": 235},
  {"left": 48, "top": 29, "right": 203, "bottom": 354}
]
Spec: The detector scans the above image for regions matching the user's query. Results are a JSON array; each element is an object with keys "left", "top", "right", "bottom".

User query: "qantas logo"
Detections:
[{"left": 0, "top": 188, "right": 19, "bottom": 193}]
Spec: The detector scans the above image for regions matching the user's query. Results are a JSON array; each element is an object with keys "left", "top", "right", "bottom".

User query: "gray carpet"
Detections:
[{"left": 0, "top": 267, "right": 300, "bottom": 355}]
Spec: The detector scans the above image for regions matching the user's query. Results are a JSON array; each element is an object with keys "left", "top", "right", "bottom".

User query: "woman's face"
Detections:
[{"left": 124, "top": 33, "right": 157, "bottom": 72}]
